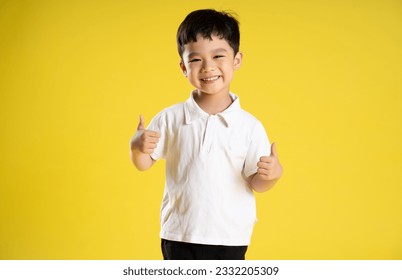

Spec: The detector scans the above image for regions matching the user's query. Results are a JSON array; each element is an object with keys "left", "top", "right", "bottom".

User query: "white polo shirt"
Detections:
[{"left": 148, "top": 91, "right": 270, "bottom": 246}]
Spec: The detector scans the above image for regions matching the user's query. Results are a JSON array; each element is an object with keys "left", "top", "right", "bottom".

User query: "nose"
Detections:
[{"left": 201, "top": 59, "right": 215, "bottom": 73}]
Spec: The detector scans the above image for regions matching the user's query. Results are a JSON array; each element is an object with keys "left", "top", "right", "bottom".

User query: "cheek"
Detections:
[
  {"left": 222, "top": 65, "right": 234, "bottom": 77},
  {"left": 187, "top": 71, "right": 200, "bottom": 84},
  {"left": 220, "top": 62, "right": 234, "bottom": 72},
  {"left": 186, "top": 66, "right": 198, "bottom": 75},
  {"left": 188, "top": 71, "right": 198, "bottom": 80}
]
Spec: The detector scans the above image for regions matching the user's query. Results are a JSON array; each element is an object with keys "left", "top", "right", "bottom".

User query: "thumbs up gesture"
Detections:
[
  {"left": 131, "top": 115, "right": 161, "bottom": 155},
  {"left": 256, "top": 142, "right": 283, "bottom": 181}
]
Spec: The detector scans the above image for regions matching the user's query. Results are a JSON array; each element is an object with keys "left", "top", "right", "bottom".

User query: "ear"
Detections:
[
  {"left": 179, "top": 60, "right": 187, "bottom": 76},
  {"left": 233, "top": 51, "right": 243, "bottom": 70}
]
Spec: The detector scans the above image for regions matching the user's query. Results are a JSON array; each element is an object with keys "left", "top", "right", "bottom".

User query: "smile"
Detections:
[{"left": 201, "top": 76, "right": 220, "bottom": 82}]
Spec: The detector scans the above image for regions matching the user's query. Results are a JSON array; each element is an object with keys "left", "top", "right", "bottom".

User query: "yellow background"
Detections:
[{"left": 1, "top": 0, "right": 401, "bottom": 259}]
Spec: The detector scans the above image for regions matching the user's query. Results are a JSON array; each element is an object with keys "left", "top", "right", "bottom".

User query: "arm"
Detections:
[
  {"left": 130, "top": 137, "right": 155, "bottom": 171},
  {"left": 247, "top": 142, "right": 283, "bottom": 193},
  {"left": 248, "top": 173, "right": 279, "bottom": 193},
  {"left": 130, "top": 115, "right": 160, "bottom": 171}
]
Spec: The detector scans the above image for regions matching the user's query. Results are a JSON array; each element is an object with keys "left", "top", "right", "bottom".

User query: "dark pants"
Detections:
[{"left": 161, "top": 239, "right": 248, "bottom": 260}]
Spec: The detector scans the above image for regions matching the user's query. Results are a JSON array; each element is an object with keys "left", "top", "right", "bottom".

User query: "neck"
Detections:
[{"left": 194, "top": 90, "right": 233, "bottom": 115}]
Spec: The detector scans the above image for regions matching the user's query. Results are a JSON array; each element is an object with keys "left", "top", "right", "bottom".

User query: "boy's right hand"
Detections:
[{"left": 131, "top": 115, "right": 160, "bottom": 154}]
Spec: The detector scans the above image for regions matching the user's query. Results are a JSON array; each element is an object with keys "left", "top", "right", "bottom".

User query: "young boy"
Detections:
[{"left": 130, "top": 9, "right": 282, "bottom": 260}]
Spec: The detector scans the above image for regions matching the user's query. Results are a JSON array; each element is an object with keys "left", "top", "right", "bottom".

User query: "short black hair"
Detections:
[{"left": 176, "top": 9, "right": 240, "bottom": 58}]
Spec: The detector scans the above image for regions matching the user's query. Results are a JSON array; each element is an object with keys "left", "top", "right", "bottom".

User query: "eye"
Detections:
[
  {"left": 214, "top": 55, "right": 225, "bottom": 59},
  {"left": 189, "top": 58, "right": 201, "bottom": 63}
]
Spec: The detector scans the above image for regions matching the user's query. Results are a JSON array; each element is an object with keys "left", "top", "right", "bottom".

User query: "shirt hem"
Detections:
[{"left": 160, "top": 231, "right": 251, "bottom": 246}]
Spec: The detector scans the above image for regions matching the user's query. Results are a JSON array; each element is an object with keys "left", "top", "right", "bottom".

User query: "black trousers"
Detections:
[{"left": 161, "top": 239, "right": 248, "bottom": 260}]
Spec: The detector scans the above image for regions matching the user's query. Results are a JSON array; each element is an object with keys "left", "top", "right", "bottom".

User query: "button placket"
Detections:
[{"left": 202, "top": 115, "right": 217, "bottom": 153}]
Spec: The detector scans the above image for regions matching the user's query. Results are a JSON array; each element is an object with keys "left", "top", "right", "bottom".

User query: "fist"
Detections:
[
  {"left": 257, "top": 142, "right": 283, "bottom": 181},
  {"left": 132, "top": 115, "right": 160, "bottom": 154}
]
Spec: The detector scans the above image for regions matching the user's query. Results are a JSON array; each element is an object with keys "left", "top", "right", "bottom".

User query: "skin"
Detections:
[
  {"left": 130, "top": 114, "right": 159, "bottom": 171},
  {"left": 179, "top": 34, "right": 242, "bottom": 115},
  {"left": 130, "top": 34, "right": 282, "bottom": 192}
]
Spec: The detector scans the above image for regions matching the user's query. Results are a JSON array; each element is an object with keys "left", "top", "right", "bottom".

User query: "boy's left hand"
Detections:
[{"left": 257, "top": 142, "right": 283, "bottom": 181}]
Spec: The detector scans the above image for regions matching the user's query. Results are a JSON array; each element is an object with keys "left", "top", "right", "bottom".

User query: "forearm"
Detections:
[
  {"left": 130, "top": 142, "right": 155, "bottom": 171},
  {"left": 248, "top": 173, "right": 279, "bottom": 193}
]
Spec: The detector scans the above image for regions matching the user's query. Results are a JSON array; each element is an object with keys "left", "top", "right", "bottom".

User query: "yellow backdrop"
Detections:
[{"left": 1, "top": 0, "right": 401, "bottom": 259}]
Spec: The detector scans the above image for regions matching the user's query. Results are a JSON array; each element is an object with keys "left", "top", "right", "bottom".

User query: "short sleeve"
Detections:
[
  {"left": 147, "top": 111, "right": 167, "bottom": 160},
  {"left": 243, "top": 121, "right": 271, "bottom": 178}
]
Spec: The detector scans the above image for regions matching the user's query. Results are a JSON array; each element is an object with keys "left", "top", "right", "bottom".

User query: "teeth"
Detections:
[{"left": 202, "top": 76, "right": 219, "bottom": 81}]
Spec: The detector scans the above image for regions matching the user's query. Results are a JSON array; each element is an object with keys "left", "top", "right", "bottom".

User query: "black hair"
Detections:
[{"left": 176, "top": 9, "right": 240, "bottom": 58}]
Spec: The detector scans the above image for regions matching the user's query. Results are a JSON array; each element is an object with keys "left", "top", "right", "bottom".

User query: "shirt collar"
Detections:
[{"left": 184, "top": 90, "right": 241, "bottom": 127}]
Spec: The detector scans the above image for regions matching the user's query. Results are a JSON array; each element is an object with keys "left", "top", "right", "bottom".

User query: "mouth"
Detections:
[{"left": 201, "top": 75, "right": 220, "bottom": 82}]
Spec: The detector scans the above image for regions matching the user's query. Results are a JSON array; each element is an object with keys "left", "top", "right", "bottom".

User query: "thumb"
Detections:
[
  {"left": 270, "top": 142, "right": 278, "bottom": 157},
  {"left": 137, "top": 114, "right": 145, "bottom": 131}
]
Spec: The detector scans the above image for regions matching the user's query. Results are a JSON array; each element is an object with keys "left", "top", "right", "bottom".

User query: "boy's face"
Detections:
[{"left": 180, "top": 34, "right": 242, "bottom": 97}]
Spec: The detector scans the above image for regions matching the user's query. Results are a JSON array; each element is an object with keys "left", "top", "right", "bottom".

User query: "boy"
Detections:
[{"left": 130, "top": 9, "right": 282, "bottom": 260}]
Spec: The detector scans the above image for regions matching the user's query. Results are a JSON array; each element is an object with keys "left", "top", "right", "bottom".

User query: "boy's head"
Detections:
[
  {"left": 176, "top": 9, "right": 240, "bottom": 58},
  {"left": 177, "top": 9, "right": 243, "bottom": 97}
]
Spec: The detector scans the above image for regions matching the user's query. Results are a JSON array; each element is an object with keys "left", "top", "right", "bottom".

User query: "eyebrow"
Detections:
[{"left": 187, "top": 48, "right": 228, "bottom": 58}]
